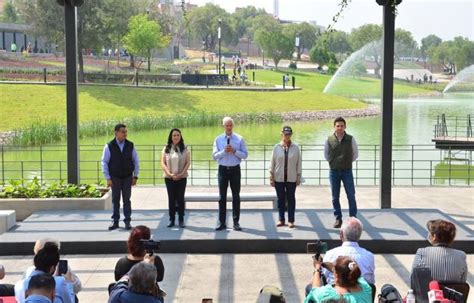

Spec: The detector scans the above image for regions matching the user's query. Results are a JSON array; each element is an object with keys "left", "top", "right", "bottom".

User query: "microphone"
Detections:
[
  {"left": 226, "top": 136, "right": 230, "bottom": 145},
  {"left": 428, "top": 281, "right": 445, "bottom": 303}
]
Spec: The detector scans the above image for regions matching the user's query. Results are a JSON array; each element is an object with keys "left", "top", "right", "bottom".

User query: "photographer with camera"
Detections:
[
  {"left": 304, "top": 256, "right": 372, "bottom": 303},
  {"left": 114, "top": 226, "right": 164, "bottom": 283}
]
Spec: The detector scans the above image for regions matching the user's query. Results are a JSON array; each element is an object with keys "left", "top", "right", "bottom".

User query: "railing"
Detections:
[
  {"left": 434, "top": 114, "right": 473, "bottom": 140},
  {"left": 0, "top": 144, "right": 472, "bottom": 186}
]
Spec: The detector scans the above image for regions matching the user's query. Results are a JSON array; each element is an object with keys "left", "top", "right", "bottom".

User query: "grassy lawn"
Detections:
[
  {"left": 0, "top": 69, "right": 442, "bottom": 132},
  {"left": 0, "top": 70, "right": 363, "bottom": 131}
]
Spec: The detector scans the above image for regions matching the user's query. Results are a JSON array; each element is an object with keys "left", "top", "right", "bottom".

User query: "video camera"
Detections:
[
  {"left": 140, "top": 239, "right": 161, "bottom": 256},
  {"left": 306, "top": 241, "right": 328, "bottom": 260}
]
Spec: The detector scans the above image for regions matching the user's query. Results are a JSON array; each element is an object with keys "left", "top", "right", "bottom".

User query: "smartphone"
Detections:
[{"left": 57, "top": 259, "right": 68, "bottom": 275}]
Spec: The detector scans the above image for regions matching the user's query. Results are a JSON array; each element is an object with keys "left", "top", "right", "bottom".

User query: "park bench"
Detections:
[
  {"left": 0, "top": 210, "right": 16, "bottom": 234},
  {"left": 185, "top": 192, "right": 278, "bottom": 209}
]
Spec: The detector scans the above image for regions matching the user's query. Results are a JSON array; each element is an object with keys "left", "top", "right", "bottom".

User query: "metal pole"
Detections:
[
  {"left": 378, "top": 0, "right": 398, "bottom": 209},
  {"left": 64, "top": 1, "right": 80, "bottom": 184},
  {"left": 43, "top": 68, "right": 47, "bottom": 83},
  {"left": 218, "top": 19, "right": 222, "bottom": 75}
]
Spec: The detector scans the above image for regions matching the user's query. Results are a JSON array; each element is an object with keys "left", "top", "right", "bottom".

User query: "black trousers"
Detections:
[
  {"left": 164, "top": 177, "right": 187, "bottom": 221},
  {"left": 0, "top": 283, "right": 15, "bottom": 296},
  {"left": 111, "top": 175, "right": 132, "bottom": 224},
  {"left": 218, "top": 165, "right": 241, "bottom": 225}
]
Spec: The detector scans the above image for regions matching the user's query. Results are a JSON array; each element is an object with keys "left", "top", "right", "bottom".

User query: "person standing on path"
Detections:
[
  {"left": 101, "top": 123, "right": 139, "bottom": 231},
  {"left": 269, "top": 126, "right": 302, "bottom": 229},
  {"left": 161, "top": 128, "right": 191, "bottom": 228},
  {"left": 212, "top": 117, "right": 248, "bottom": 231},
  {"left": 324, "top": 117, "right": 358, "bottom": 228}
]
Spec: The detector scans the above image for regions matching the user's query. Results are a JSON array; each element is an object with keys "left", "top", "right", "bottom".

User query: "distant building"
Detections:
[
  {"left": 0, "top": 22, "right": 51, "bottom": 52},
  {"left": 273, "top": 0, "right": 279, "bottom": 19}
]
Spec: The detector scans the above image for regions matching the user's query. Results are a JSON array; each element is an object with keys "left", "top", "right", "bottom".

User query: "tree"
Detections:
[
  {"left": 1, "top": 0, "right": 20, "bottom": 23},
  {"left": 16, "top": 0, "right": 145, "bottom": 81},
  {"left": 316, "top": 30, "right": 351, "bottom": 54},
  {"left": 429, "top": 37, "right": 474, "bottom": 73},
  {"left": 185, "top": 3, "right": 234, "bottom": 51},
  {"left": 349, "top": 24, "right": 382, "bottom": 51},
  {"left": 421, "top": 34, "right": 442, "bottom": 60},
  {"left": 394, "top": 28, "right": 418, "bottom": 58},
  {"left": 255, "top": 24, "right": 293, "bottom": 69},
  {"left": 101, "top": 0, "right": 147, "bottom": 68},
  {"left": 123, "top": 14, "right": 170, "bottom": 72},
  {"left": 231, "top": 6, "right": 268, "bottom": 42},
  {"left": 349, "top": 24, "right": 382, "bottom": 76},
  {"left": 282, "top": 22, "right": 318, "bottom": 59},
  {"left": 349, "top": 60, "right": 367, "bottom": 78},
  {"left": 309, "top": 45, "right": 337, "bottom": 66}
]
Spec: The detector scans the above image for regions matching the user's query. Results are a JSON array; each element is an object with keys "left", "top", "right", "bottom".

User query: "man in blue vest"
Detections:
[
  {"left": 324, "top": 117, "right": 359, "bottom": 228},
  {"left": 101, "top": 124, "right": 139, "bottom": 230}
]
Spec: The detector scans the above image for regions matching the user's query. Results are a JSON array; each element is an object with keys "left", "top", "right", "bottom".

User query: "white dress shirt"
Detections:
[{"left": 322, "top": 241, "right": 375, "bottom": 284}]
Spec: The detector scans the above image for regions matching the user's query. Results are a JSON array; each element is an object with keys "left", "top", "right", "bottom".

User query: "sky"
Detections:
[{"left": 188, "top": 0, "right": 473, "bottom": 44}]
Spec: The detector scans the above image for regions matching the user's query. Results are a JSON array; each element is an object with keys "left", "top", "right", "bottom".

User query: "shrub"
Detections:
[{"left": 0, "top": 177, "right": 106, "bottom": 199}]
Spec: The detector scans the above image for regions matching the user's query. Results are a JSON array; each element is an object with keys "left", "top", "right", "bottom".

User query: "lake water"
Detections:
[{"left": 1, "top": 94, "right": 473, "bottom": 186}]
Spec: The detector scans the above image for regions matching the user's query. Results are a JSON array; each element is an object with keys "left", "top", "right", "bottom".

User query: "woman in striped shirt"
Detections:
[{"left": 411, "top": 219, "right": 467, "bottom": 282}]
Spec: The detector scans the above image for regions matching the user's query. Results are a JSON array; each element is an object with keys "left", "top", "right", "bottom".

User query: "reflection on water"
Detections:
[
  {"left": 1, "top": 95, "right": 473, "bottom": 186},
  {"left": 80, "top": 94, "right": 474, "bottom": 146}
]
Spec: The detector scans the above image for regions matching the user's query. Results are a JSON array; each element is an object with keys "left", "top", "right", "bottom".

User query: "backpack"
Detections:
[{"left": 378, "top": 284, "right": 403, "bottom": 303}]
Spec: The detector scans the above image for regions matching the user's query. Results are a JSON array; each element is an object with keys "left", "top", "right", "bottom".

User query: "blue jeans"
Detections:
[
  {"left": 329, "top": 169, "right": 357, "bottom": 219},
  {"left": 111, "top": 176, "right": 132, "bottom": 224},
  {"left": 274, "top": 181, "right": 296, "bottom": 223}
]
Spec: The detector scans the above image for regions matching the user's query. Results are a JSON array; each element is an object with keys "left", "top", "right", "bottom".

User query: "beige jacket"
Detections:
[{"left": 269, "top": 142, "right": 302, "bottom": 183}]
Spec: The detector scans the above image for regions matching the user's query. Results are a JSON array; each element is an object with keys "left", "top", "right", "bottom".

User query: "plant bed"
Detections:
[{"left": 0, "top": 179, "right": 111, "bottom": 221}]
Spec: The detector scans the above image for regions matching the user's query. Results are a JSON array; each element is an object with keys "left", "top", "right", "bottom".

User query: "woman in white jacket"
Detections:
[{"left": 269, "top": 126, "right": 302, "bottom": 228}]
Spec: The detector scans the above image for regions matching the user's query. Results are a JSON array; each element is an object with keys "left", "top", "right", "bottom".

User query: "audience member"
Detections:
[
  {"left": 109, "top": 262, "right": 162, "bottom": 303},
  {"left": 305, "top": 256, "right": 372, "bottom": 303},
  {"left": 0, "top": 264, "right": 15, "bottom": 296},
  {"left": 25, "top": 274, "right": 56, "bottom": 303},
  {"left": 15, "top": 242, "right": 75, "bottom": 303},
  {"left": 411, "top": 219, "right": 467, "bottom": 282},
  {"left": 322, "top": 217, "right": 375, "bottom": 285},
  {"left": 114, "top": 225, "right": 164, "bottom": 283},
  {"left": 24, "top": 238, "right": 82, "bottom": 294}
]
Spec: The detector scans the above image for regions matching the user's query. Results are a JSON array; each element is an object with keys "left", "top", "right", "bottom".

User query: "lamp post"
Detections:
[
  {"left": 202, "top": 40, "right": 205, "bottom": 62},
  {"left": 218, "top": 18, "right": 222, "bottom": 74},
  {"left": 295, "top": 32, "right": 300, "bottom": 68}
]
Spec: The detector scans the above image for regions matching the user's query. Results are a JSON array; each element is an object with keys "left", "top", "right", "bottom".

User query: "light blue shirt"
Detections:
[
  {"left": 101, "top": 139, "right": 140, "bottom": 180},
  {"left": 322, "top": 242, "right": 375, "bottom": 284},
  {"left": 25, "top": 294, "right": 53, "bottom": 303},
  {"left": 212, "top": 132, "right": 248, "bottom": 166},
  {"left": 15, "top": 270, "right": 75, "bottom": 303}
]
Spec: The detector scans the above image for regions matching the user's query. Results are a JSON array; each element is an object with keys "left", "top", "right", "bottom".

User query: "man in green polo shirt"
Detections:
[{"left": 324, "top": 117, "right": 359, "bottom": 228}]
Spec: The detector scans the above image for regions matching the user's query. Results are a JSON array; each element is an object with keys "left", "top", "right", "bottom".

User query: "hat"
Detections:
[{"left": 282, "top": 126, "right": 292, "bottom": 135}]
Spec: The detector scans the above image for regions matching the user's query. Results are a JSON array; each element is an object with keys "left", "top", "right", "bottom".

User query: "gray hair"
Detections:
[
  {"left": 341, "top": 217, "right": 363, "bottom": 242},
  {"left": 222, "top": 116, "right": 234, "bottom": 126},
  {"left": 128, "top": 262, "right": 157, "bottom": 294}
]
